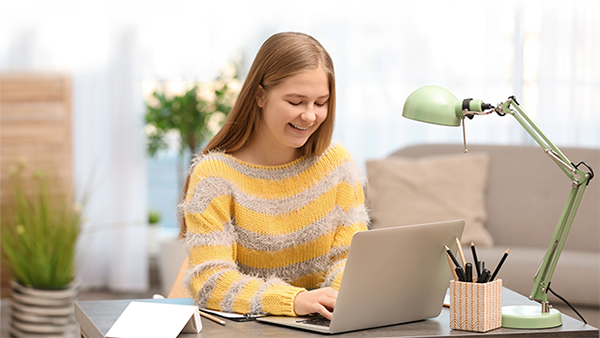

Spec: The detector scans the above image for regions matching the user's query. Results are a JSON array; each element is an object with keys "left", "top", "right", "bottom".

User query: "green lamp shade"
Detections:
[{"left": 402, "top": 85, "right": 462, "bottom": 126}]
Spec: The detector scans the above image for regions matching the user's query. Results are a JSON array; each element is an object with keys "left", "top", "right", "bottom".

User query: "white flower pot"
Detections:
[{"left": 9, "top": 278, "right": 80, "bottom": 338}]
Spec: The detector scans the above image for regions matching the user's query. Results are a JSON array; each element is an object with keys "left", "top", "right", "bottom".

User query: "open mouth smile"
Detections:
[{"left": 289, "top": 123, "right": 310, "bottom": 131}]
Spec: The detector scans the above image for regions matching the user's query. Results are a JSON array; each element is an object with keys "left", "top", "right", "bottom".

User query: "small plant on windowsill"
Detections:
[
  {"left": 147, "top": 208, "right": 162, "bottom": 257},
  {"left": 148, "top": 209, "right": 162, "bottom": 227}
]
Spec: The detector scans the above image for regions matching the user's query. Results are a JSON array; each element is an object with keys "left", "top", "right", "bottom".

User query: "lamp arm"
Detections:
[{"left": 498, "top": 98, "right": 593, "bottom": 307}]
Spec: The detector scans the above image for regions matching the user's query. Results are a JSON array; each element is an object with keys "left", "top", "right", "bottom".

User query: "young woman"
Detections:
[{"left": 179, "top": 32, "right": 369, "bottom": 320}]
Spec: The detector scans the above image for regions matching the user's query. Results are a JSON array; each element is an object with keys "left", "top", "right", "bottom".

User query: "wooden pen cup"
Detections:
[{"left": 449, "top": 279, "right": 502, "bottom": 332}]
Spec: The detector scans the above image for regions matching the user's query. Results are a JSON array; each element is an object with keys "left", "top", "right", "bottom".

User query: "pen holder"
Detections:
[{"left": 449, "top": 279, "right": 502, "bottom": 332}]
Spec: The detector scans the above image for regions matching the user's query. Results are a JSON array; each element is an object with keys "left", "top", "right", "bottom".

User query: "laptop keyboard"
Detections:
[{"left": 296, "top": 317, "right": 331, "bottom": 327}]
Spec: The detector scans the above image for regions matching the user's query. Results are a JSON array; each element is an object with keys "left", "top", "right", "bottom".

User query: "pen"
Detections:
[
  {"left": 477, "top": 268, "right": 491, "bottom": 283},
  {"left": 465, "top": 262, "right": 473, "bottom": 283},
  {"left": 199, "top": 310, "right": 227, "bottom": 326},
  {"left": 455, "top": 238, "right": 467, "bottom": 268},
  {"left": 444, "top": 245, "right": 462, "bottom": 268},
  {"left": 447, "top": 254, "right": 459, "bottom": 281},
  {"left": 470, "top": 241, "right": 480, "bottom": 277},
  {"left": 489, "top": 248, "right": 510, "bottom": 281},
  {"left": 455, "top": 266, "right": 467, "bottom": 282}
]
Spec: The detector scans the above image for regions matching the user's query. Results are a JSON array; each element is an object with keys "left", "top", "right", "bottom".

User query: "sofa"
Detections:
[{"left": 366, "top": 143, "right": 599, "bottom": 313}]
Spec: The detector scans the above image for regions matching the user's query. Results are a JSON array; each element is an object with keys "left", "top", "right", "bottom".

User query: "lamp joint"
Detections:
[{"left": 542, "top": 302, "right": 551, "bottom": 313}]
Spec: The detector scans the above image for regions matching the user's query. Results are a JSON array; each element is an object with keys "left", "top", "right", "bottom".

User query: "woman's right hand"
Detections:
[{"left": 293, "top": 287, "right": 338, "bottom": 320}]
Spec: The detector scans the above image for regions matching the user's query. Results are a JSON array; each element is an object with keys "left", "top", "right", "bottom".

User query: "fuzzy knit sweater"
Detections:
[{"left": 181, "top": 143, "right": 369, "bottom": 317}]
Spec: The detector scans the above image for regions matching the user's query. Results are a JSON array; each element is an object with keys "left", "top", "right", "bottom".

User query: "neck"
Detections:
[{"left": 231, "top": 139, "right": 304, "bottom": 166}]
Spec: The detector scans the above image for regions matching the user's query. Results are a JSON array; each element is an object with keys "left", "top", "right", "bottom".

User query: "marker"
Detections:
[
  {"left": 470, "top": 242, "right": 480, "bottom": 277},
  {"left": 490, "top": 248, "right": 510, "bottom": 281},
  {"left": 477, "top": 268, "right": 491, "bottom": 283},
  {"left": 455, "top": 266, "right": 467, "bottom": 282},
  {"left": 465, "top": 262, "right": 473, "bottom": 283},
  {"left": 478, "top": 261, "right": 485, "bottom": 277}
]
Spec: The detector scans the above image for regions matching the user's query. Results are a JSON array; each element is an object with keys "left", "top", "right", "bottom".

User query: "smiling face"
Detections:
[{"left": 255, "top": 66, "right": 330, "bottom": 160}]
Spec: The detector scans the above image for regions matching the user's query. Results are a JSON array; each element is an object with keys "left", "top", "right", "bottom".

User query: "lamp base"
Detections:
[{"left": 502, "top": 305, "right": 562, "bottom": 329}]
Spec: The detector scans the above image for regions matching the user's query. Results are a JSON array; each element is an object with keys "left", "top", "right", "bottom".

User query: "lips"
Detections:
[{"left": 289, "top": 123, "right": 310, "bottom": 131}]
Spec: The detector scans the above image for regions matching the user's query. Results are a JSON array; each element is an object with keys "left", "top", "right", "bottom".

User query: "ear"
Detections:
[{"left": 255, "top": 85, "right": 265, "bottom": 108}]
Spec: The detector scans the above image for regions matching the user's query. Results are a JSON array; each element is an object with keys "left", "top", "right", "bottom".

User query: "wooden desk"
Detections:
[{"left": 75, "top": 288, "right": 598, "bottom": 337}]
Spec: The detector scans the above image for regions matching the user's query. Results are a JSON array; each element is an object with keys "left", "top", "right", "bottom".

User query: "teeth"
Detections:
[{"left": 290, "top": 123, "right": 310, "bottom": 131}]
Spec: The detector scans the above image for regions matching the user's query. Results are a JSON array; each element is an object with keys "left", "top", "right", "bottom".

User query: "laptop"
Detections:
[{"left": 256, "top": 220, "right": 465, "bottom": 334}]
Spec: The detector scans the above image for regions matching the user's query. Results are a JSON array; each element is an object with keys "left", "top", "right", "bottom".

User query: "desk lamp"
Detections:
[{"left": 402, "top": 85, "right": 594, "bottom": 329}]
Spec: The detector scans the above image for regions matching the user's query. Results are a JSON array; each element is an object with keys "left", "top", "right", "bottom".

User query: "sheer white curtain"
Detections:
[
  {"left": 2, "top": 0, "right": 597, "bottom": 291},
  {"left": 326, "top": 0, "right": 600, "bottom": 164}
]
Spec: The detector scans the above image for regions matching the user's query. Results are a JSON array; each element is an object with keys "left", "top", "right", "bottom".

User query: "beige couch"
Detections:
[{"left": 366, "top": 144, "right": 599, "bottom": 311}]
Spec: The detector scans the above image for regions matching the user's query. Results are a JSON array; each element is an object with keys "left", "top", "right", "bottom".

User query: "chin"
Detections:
[{"left": 290, "top": 139, "right": 310, "bottom": 149}]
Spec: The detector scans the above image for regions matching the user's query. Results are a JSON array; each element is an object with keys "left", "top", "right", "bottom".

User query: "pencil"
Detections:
[
  {"left": 455, "top": 238, "right": 467, "bottom": 268},
  {"left": 489, "top": 248, "right": 510, "bottom": 281},
  {"left": 199, "top": 310, "right": 227, "bottom": 326},
  {"left": 447, "top": 254, "right": 459, "bottom": 281},
  {"left": 444, "top": 245, "right": 462, "bottom": 268}
]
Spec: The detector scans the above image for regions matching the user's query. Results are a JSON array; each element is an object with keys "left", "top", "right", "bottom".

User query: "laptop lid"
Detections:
[{"left": 257, "top": 219, "right": 465, "bottom": 334}]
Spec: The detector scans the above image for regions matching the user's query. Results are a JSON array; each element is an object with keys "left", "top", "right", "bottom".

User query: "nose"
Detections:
[{"left": 301, "top": 106, "right": 316, "bottom": 123}]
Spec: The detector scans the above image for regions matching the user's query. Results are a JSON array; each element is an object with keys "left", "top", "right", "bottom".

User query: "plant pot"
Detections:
[{"left": 9, "top": 277, "right": 80, "bottom": 338}]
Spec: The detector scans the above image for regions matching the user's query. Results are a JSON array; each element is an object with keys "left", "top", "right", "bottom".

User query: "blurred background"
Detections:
[{"left": 1, "top": 0, "right": 598, "bottom": 295}]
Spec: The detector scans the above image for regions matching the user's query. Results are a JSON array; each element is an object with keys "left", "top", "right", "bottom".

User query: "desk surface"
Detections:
[{"left": 75, "top": 288, "right": 598, "bottom": 338}]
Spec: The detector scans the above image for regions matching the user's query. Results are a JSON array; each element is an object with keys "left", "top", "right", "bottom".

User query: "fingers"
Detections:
[
  {"left": 293, "top": 288, "right": 338, "bottom": 320},
  {"left": 313, "top": 290, "right": 337, "bottom": 320},
  {"left": 316, "top": 305, "right": 333, "bottom": 320}
]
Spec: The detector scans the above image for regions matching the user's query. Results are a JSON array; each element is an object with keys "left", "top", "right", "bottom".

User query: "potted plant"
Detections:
[
  {"left": 144, "top": 62, "right": 240, "bottom": 187},
  {"left": 1, "top": 164, "right": 83, "bottom": 337}
]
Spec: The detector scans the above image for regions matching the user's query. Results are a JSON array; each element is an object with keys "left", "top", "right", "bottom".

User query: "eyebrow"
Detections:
[{"left": 284, "top": 93, "right": 330, "bottom": 99}]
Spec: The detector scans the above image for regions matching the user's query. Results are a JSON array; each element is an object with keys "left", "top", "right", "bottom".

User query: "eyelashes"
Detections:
[{"left": 287, "top": 101, "right": 328, "bottom": 107}]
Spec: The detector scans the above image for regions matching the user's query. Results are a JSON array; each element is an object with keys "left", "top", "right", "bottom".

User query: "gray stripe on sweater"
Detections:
[
  {"left": 184, "top": 206, "right": 365, "bottom": 258},
  {"left": 183, "top": 260, "right": 237, "bottom": 304},
  {"left": 184, "top": 222, "right": 237, "bottom": 250},
  {"left": 194, "top": 269, "right": 228, "bottom": 309},
  {"left": 235, "top": 206, "right": 367, "bottom": 252},
  {"left": 249, "top": 277, "right": 289, "bottom": 315},
  {"left": 220, "top": 276, "right": 257, "bottom": 313},
  {"left": 188, "top": 143, "right": 345, "bottom": 182},
  {"left": 320, "top": 259, "right": 346, "bottom": 288},
  {"left": 237, "top": 251, "right": 343, "bottom": 282},
  {"left": 183, "top": 160, "right": 361, "bottom": 217}
]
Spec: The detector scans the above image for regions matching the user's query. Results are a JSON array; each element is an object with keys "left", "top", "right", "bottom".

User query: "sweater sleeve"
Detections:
[
  {"left": 182, "top": 158, "right": 305, "bottom": 316},
  {"left": 321, "top": 158, "right": 370, "bottom": 290}
]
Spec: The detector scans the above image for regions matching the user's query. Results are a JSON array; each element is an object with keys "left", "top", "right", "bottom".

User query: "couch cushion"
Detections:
[
  {"left": 366, "top": 153, "right": 494, "bottom": 247},
  {"left": 389, "top": 144, "right": 600, "bottom": 252}
]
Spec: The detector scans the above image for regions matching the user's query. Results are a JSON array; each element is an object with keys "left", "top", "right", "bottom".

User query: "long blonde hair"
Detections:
[
  {"left": 180, "top": 32, "right": 336, "bottom": 237},
  {"left": 204, "top": 32, "right": 335, "bottom": 156}
]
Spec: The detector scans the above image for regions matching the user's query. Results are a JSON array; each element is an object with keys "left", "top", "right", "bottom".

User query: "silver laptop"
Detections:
[{"left": 257, "top": 220, "right": 465, "bottom": 334}]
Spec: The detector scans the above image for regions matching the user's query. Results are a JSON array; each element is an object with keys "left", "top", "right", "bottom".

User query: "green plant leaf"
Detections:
[{"left": 1, "top": 168, "right": 82, "bottom": 288}]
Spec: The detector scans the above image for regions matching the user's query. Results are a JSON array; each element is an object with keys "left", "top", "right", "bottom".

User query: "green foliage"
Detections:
[
  {"left": 144, "top": 63, "right": 240, "bottom": 157},
  {"left": 0, "top": 166, "right": 82, "bottom": 288},
  {"left": 148, "top": 209, "right": 162, "bottom": 225}
]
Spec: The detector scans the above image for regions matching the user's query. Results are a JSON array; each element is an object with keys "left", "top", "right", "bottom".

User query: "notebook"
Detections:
[{"left": 256, "top": 219, "right": 465, "bottom": 334}]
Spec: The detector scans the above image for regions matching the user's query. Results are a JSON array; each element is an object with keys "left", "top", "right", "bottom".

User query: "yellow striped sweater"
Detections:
[{"left": 181, "top": 143, "right": 369, "bottom": 317}]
